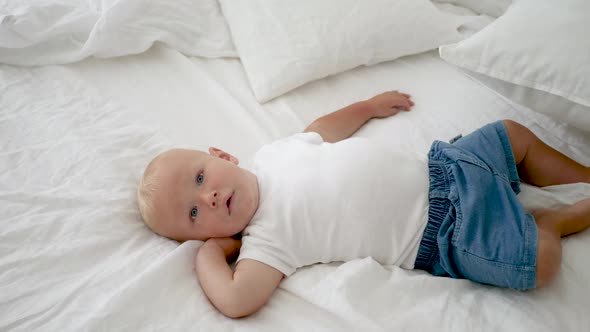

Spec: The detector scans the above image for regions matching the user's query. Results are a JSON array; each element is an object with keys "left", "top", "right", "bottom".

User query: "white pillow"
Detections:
[
  {"left": 439, "top": 0, "right": 590, "bottom": 132},
  {"left": 0, "top": 0, "right": 236, "bottom": 66},
  {"left": 433, "top": 0, "right": 512, "bottom": 17},
  {"left": 219, "top": 0, "right": 467, "bottom": 102}
]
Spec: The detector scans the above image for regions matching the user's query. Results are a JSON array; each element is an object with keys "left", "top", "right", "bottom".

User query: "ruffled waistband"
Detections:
[{"left": 414, "top": 141, "right": 455, "bottom": 271}]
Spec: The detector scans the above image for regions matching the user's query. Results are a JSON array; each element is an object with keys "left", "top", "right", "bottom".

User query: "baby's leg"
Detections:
[
  {"left": 503, "top": 119, "right": 590, "bottom": 187},
  {"left": 533, "top": 198, "right": 590, "bottom": 287},
  {"left": 502, "top": 120, "right": 590, "bottom": 287}
]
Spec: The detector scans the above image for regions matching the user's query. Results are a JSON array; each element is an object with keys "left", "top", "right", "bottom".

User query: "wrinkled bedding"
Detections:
[
  {"left": 1, "top": 45, "right": 589, "bottom": 331},
  {"left": 0, "top": 0, "right": 235, "bottom": 66}
]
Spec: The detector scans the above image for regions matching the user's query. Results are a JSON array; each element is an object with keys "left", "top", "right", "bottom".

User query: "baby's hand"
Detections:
[{"left": 366, "top": 91, "right": 414, "bottom": 118}]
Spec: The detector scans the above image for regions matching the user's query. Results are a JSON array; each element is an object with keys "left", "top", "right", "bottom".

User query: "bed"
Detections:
[{"left": 1, "top": 0, "right": 590, "bottom": 330}]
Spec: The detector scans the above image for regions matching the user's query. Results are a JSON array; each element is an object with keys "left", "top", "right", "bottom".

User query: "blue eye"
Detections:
[
  {"left": 196, "top": 173, "right": 204, "bottom": 185},
  {"left": 190, "top": 206, "right": 198, "bottom": 220}
]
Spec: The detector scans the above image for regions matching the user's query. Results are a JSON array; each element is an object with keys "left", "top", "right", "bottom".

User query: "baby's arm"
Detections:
[
  {"left": 304, "top": 91, "right": 414, "bottom": 143},
  {"left": 195, "top": 237, "right": 283, "bottom": 318}
]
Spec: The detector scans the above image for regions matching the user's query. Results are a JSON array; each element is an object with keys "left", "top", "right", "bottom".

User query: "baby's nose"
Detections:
[{"left": 202, "top": 190, "right": 219, "bottom": 209}]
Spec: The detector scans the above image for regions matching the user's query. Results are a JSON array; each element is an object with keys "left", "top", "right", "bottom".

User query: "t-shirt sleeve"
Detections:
[
  {"left": 289, "top": 131, "right": 324, "bottom": 145},
  {"left": 237, "top": 234, "right": 295, "bottom": 276},
  {"left": 248, "top": 132, "right": 324, "bottom": 172}
]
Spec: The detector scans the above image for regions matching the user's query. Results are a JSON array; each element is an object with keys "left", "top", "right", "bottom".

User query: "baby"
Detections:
[{"left": 137, "top": 91, "right": 590, "bottom": 318}]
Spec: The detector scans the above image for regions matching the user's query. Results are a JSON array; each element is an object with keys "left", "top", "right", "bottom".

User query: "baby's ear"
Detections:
[{"left": 208, "top": 147, "right": 239, "bottom": 165}]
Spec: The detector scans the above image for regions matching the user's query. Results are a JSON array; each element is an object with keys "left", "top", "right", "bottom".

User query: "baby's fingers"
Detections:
[
  {"left": 400, "top": 93, "right": 414, "bottom": 107},
  {"left": 209, "top": 237, "right": 242, "bottom": 256}
]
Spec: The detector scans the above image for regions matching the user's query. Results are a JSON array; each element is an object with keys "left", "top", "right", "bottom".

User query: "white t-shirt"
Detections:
[{"left": 237, "top": 132, "right": 430, "bottom": 276}]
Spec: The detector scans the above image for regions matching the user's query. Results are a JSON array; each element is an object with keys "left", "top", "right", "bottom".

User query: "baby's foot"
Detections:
[{"left": 533, "top": 199, "right": 590, "bottom": 237}]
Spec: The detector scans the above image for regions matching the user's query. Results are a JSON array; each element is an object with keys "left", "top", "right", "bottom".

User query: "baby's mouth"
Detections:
[{"left": 226, "top": 193, "right": 233, "bottom": 215}]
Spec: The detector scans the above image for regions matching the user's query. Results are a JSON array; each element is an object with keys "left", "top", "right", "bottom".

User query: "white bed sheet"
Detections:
[{"left": 1, "top": 45, "right": 590, "bottom": 331}]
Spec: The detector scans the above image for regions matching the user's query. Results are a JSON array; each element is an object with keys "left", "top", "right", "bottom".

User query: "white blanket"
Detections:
[
  {"left": 0, "top": 0, "right": 235, "bottom": 66},
  {"left": 1, "top": 47, "right": 590, "bottom": 331}
]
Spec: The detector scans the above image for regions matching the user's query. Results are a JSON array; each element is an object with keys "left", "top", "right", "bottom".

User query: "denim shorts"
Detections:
[{"left": 414, "top": 120, "right": 538, "bottom": 290}]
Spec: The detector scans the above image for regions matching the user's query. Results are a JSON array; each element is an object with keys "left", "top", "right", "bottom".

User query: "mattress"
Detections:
[{"left": 2, "top": 46, "right": 590, "bottom": 331}]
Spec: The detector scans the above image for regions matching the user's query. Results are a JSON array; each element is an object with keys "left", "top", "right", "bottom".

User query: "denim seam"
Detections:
[{"left": 455, "top": 247, "right": 536, "bottom": 272}]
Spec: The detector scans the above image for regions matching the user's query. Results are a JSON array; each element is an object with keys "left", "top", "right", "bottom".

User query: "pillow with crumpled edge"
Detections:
[{"left": 439, "top": 0, "right": 590, "bottom": 132}]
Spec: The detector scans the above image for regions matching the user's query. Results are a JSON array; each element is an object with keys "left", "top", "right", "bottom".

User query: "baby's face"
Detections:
[{"left": 150, "top": 148, "right": 259, "bottom": 241}]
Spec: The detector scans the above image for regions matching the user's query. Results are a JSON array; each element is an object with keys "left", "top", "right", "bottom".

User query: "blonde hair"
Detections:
[{"left": 137, "top": 155, "right": 163, "bottom": 232}]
